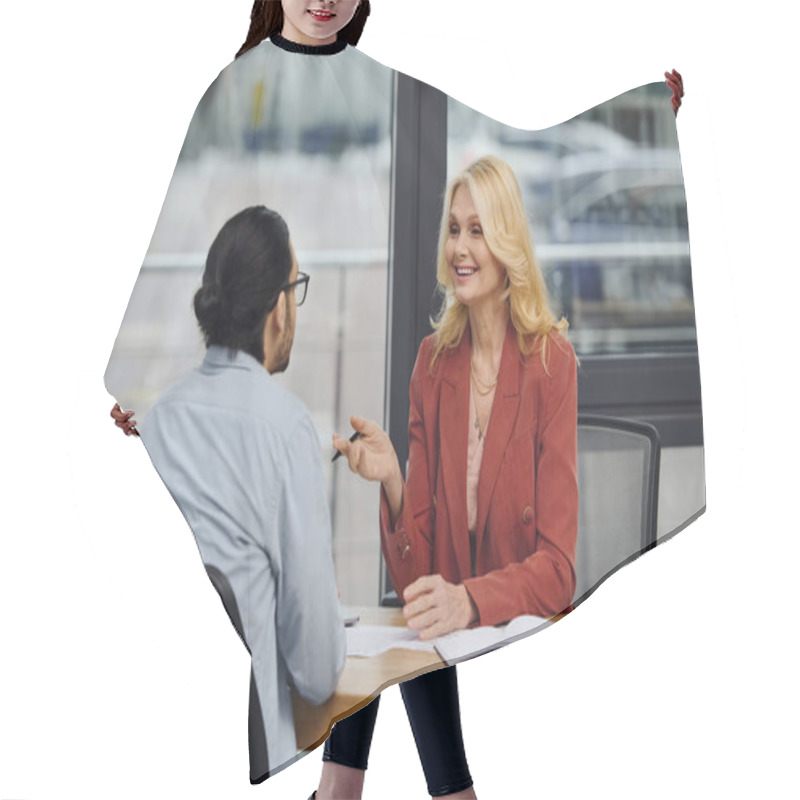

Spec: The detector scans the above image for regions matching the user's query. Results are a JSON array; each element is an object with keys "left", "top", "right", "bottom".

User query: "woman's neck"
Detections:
[{"left": 468, "top": 301, "right": 509, "bottom": 369}]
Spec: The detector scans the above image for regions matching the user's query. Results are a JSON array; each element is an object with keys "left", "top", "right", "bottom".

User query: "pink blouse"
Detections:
[{"left": 467, "top": 382, "right": 495, "bottom": 563}]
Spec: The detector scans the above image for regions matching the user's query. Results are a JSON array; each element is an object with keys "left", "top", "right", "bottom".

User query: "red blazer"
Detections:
[{"left": 380, "top": 322, "right": 578, "bottom": 627}]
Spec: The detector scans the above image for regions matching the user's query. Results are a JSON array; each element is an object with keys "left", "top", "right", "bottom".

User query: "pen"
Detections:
[{"left": 332, "top": 431, "right": 363, "bottom": 462}]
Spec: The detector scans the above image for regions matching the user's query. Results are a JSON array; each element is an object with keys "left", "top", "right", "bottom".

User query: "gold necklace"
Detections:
[
  {"left": 470, "top": 360, "right": 498, "bottom": 394},
  {"left": 470, "top": 377, "right": 486, "bottom": 442},
  {"left": 471, "top": 372, "right": 495, "bottom": 398}
]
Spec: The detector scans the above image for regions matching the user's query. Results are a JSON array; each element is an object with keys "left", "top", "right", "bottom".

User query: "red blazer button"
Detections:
[
  {"left": 522, "top": 505, "right": 534, "bottom": 525},
  {"left": 398, "top": 534, "right": 411, "bottom": 560}
]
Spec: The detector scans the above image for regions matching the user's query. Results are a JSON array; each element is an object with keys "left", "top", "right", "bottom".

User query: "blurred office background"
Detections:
[{"left": 106, "top": 50, "right": 702, "bottom": 607}]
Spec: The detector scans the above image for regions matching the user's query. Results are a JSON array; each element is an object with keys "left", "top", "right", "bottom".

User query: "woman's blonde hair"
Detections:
[{"left": 431, "top": 155, "right": 568, "bottom": 367}]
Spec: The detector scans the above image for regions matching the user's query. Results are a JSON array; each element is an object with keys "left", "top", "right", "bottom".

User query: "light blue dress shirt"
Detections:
[{"left": 140, "top": 345, "right": 345, "bottom": 775}]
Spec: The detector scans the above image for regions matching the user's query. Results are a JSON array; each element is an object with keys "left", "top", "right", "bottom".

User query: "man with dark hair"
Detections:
[{"left": 139, "top": 206, "right": 345, "bottom": 781}]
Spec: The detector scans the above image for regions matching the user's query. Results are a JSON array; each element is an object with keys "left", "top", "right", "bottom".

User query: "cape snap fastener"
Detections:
[{"left": 522, "top": 505, "right": 533, "bottom": 525}]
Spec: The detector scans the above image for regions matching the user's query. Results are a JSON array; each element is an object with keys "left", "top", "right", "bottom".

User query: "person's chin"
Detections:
[
  {"left": 454, "top": 288, "right": 474, "bottom": 307},
  {"left": 299, "top": 22, "right": 336, "bottom": 42}
]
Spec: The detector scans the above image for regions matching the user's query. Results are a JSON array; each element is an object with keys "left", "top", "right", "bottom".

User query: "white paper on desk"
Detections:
[
  {"left": 433, "top": 615, "right": 552, "bottom": 666},
  {"left": 346, "top": 624, "right": 437, "bottom": 657}
]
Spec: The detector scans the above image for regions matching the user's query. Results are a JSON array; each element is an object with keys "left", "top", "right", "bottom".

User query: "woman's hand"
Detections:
[
  {"left": 334, "top": 415, "right": 405, "bottom": 524},
  {"left": 111, "top": 403, "right": 139, "bottom": 437},
  {"left": 402, "top": 575, "right": 478, "bottom": 640},
  {"left": 665, "top": 69, "right": 684, "bottom": 116},
  {"left": 333, "top": 415, "right": 400, "bottom": 485}
]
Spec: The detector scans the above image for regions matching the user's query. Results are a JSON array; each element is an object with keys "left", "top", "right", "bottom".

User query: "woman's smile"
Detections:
[
  {"left": 308, "top": 8, "right": 335, "bottom": 22},
  {"left": 454, "top": 265, "right": 479, "bottom": 281}
]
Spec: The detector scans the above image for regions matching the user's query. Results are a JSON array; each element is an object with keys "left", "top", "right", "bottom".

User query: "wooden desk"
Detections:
[{"left": 292, "top": 606, "right": 444, "bottom": 752}]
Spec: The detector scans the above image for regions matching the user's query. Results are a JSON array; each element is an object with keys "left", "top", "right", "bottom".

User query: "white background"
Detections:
[{"left": 2, "top": 1, "right": 798, "bottom": 798}]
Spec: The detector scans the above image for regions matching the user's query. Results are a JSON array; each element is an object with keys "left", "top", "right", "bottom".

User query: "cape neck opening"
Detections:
[{"left": 270, "top": 32, "right": 347, "bottom": 55}]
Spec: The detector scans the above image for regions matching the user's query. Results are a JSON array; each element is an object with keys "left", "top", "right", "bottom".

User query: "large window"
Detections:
[
  {"left": 386, "top": 79, "right": 701, "bottom": 454},
  {"left": 106, "top": 50, "right": 394, "bottom": 606},
  {"left": 449, "top": 85, "right": 695, "bottom": 356}
]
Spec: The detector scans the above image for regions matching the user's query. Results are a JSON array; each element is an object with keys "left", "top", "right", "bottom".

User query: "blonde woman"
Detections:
[{"left": 323, "top": 155, "right": 578, "bottom": 799}]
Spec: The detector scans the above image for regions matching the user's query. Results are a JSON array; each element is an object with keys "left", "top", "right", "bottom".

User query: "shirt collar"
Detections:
[{"left": 203, "top": 345, "right": 265, "bottom": 374}]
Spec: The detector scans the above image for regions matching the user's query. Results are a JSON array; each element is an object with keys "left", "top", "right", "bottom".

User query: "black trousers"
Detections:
[{"left": 322, "top": 665, "right": 473, "bottom": 797}]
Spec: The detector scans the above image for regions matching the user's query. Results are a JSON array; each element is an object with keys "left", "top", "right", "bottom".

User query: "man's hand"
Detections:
[
  {"left": 402, "top": 574, "right": 478, "bottom": 640},
  {"left": 111, "top": 403, "right": 139, "bottom": 437}
]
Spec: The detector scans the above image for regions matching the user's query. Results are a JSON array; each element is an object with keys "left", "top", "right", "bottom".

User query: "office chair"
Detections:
[
  {"left": 573, "top": 415, "right": 661, "bottom": 606},
  {"left": 204, "top": 563, "right": 270, "bottom": 783}
]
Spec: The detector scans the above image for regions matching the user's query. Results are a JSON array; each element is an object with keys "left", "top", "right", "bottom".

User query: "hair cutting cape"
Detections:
[{"left": 105, "top": 36, "right": 703, "bottom": 781}]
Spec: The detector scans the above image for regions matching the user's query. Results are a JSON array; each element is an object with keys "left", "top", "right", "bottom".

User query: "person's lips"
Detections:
[
  {"left": 455, "top": 266, "right": 478, "bottom": 277},
  {"left": 308, "top": 9, "right": 335, "bottom": 22}
]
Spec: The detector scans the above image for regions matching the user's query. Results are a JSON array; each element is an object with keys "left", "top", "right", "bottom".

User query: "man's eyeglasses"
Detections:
[{"left": 280, "top": 271, "right": 310, "bottom": 307}]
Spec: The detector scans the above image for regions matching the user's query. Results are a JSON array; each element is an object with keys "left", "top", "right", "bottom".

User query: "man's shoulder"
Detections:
[{"left": 251, "top": 379, "right": 314, "bottom": 441}]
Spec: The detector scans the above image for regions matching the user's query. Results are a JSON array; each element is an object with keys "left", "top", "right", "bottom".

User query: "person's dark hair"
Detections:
[
  {"left": 236, "top": 0, "right": 371, "bottom": 59},
  {"left": 194, "top": 206, "right": 292, "bottom": 364}
]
